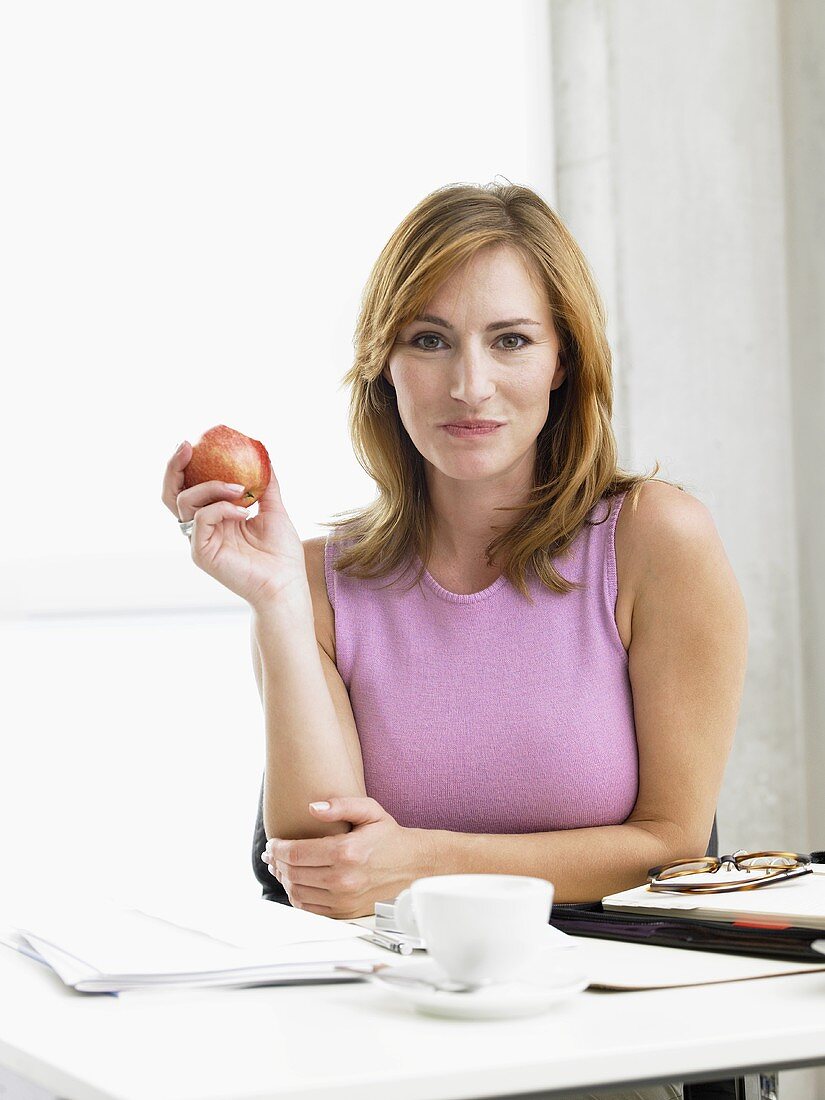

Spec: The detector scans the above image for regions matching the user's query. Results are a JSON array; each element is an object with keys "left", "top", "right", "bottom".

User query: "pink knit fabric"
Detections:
[{"left": 324, "top": 491, "right": 638, "bottom": 833}]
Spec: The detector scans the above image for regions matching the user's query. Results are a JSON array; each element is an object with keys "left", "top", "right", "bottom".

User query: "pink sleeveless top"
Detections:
[{"left": 323, "top": 491, "right": 638, "bottom": 833}]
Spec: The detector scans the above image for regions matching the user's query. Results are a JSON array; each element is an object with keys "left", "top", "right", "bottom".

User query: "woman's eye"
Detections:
[
  {"left": 410, "top": 332, "right": 531, "bottom": 351},
  {"left": 498, "top": 333, "right": 531, "bottom": 350},
  {"left": 411, "top": 333, "right": 446, "bottom": 350}
]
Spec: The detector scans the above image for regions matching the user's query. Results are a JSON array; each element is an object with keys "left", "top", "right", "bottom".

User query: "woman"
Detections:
[{"left": 162, "top": 181, "right": 748, "bottom": 1100}]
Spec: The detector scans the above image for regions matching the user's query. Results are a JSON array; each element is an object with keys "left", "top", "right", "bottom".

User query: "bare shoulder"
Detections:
[
  {"left": 617, "top": 478, "right": 745, "bottom": 609},
  {"left": 614, "top": 480, "right": 736, "bottom": 649},
  {"left": 302, "top": 535, "right": 336, "bottom": 662},
  {"left": 618, "top": 480, "right": 717, "bottom": 574}
]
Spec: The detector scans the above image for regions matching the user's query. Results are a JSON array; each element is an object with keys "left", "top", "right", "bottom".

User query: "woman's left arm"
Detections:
[
  {"left": 424, "top": 485, "right": 750, "bottom": 902},
  {"left": 265, "top": 486, "right": 749, "bottom": 914}
]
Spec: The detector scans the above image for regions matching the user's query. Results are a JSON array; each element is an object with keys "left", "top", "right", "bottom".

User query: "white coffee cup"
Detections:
[{"left": 393, "top": 874, "right": 554, "bottom": 986}]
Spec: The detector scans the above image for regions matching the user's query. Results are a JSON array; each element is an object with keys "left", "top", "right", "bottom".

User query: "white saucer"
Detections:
[{"left": 373, "top": 955, "right": 590, "bottom": 1020}]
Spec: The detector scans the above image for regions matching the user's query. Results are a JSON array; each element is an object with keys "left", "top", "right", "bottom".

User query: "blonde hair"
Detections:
[{"left": 321, "top": 180, "right": 681, "bottom": 602}]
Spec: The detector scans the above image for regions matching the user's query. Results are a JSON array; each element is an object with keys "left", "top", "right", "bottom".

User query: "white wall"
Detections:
[
  {"left": 0, "top": 0, "right": 554, "bottom": 618},
  {"left": 781, "top": 0, "right": 825, "bottom": 860},
  {"left": 0, "top": 610, "right": 265, "bottom": 903},
  {"left": 550, "top": 0, "right": 823, "bottom": 853},
  {"left": 549, "top": 2, "right": 824, "bottom": 1095}
]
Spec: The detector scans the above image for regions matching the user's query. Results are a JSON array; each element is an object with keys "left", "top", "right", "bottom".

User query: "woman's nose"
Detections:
[{"left": 448, "top": 352, "right": 496, "bottom": 403}]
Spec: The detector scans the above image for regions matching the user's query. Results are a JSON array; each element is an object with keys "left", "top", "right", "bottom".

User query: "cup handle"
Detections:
[{"left": 393, "top": 888, "right": 420, "bottom": 937}]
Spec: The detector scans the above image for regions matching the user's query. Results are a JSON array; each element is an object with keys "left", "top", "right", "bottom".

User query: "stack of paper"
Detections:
[
  {"left": 0, "top": 890, "right": 392, "bottom": 994},
  {"left": 373, "top": 899, "right": 426, "bottom": 948}
]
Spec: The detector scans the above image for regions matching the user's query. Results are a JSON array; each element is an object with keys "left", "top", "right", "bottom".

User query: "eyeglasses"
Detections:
[{"left": 646, "top": 850, "right": 812, "bottom": 894}]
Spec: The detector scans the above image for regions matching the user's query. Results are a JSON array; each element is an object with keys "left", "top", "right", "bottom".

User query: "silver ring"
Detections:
[{"left": 179, "top": 519, "right": 195, "bottom": 539}]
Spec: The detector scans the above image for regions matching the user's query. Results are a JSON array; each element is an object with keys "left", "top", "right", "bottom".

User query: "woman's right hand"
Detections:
[{"left": 161, "top": 441, "right": 311, "bottom": 612}]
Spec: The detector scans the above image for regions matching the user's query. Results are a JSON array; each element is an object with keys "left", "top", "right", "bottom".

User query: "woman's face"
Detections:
[{"left": 384, "top": 244, "right": 566, "bottom": 486}]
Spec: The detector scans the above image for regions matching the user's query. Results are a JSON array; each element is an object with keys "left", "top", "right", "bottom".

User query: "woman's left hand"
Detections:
[{"left": 261, "top": 797, "right": 433, "bottom": 919}]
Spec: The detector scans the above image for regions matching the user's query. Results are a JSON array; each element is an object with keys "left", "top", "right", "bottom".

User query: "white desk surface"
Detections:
[{"left": 2, "top": 933, "right": 825, "bottom": 1100}]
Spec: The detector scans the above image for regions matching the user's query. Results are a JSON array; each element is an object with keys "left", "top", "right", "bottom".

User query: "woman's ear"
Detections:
[
  {"left": 382, "top": 363, "right": 394, "bottom": 388},
  {"left": 550, "top": 352, "right": 567, "bottom": 392}
]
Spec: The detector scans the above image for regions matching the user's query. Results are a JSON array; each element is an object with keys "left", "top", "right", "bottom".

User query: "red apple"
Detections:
[{"left": 183, "top": 424, "right": 271, "bottom": 507}]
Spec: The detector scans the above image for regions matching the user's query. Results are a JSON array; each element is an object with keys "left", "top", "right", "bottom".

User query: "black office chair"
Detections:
[{"left": 250, "top": 788, "right": 771, "bottom": 1099}]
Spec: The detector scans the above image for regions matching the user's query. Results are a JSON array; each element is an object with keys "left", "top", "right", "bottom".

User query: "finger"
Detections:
[
  {"left": 287, "top": 895, "right": 335, "bottom": 915},
  {"left": 255, "top": 463, "right": 290, "bottom": 517},
  {"left": 310, "top": 796, "right": 383, "bottom": 827},
  {"left": 275, "top": 862, "right": 339, "bottom": 889},
  {"left": 161, "top": 441, "right": 192, "bottom": 517},
  {"left": 294, "top": 902, "right": 336, "bottom": 916},
  {"left": 176, "top": 480, "right": 248, "bottom": 524},
  {"left": 283, "top": 879, "right": 337, "bottom": 908},
  {"left": 266, "top": 860, "right": 286, "bottom": 889},
  {"left": 190, "top": 499, "right": 249, "bottom": 548},
  {"left": 266, "top": 836, "right": 339, "bottom": 867}
]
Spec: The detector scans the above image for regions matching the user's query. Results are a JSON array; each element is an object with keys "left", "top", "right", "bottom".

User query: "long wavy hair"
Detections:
[{"left": 320, "top": 180, "right": 681, "bottom": 602}]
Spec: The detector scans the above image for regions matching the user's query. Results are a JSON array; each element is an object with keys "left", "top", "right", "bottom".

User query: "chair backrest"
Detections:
[
  {"left": 250, "top": 774, "right": 720, "bottom": 902},
  {"left": 705, "top": 813, "right": 718, "bottom": 858}
]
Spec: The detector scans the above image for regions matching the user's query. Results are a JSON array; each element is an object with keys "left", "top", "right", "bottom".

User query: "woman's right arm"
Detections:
[
  {"left": 251, "top": 538, "right": 367, "bottom": 841},
  {"left": 160, "top": 441, "right": 366, "bottom": 842}
]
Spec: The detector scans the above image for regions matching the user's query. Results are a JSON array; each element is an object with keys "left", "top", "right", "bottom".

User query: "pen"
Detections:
[{"left": 360, "top": 931, "right": 414, "bottom": 956}]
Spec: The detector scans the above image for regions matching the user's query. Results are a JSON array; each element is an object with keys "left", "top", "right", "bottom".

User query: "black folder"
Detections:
[{"left": 549, "top": 901, "right": 825, "bottom": 963}]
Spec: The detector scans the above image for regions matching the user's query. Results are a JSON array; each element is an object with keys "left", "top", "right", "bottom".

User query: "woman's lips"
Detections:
[{"left": 442, "top": 423, "right": 504, "bottom": 438}]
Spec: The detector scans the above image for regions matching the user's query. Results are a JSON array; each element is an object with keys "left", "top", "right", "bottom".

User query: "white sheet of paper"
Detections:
[
  {"left": 121, "top": 889, "right": 365, "bottom": 950},
  {"left": 19, "top": 930, "right": 387, "bottom": 990},
  {"left": 3, "top": 888, "right": 367, "bottom": 977},
  {"left": 569, "top": 935, "right": 825, "bottom": 989}
]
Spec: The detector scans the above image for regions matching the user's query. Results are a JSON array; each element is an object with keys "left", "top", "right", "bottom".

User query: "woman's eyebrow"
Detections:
[{"left": 413, "top": 314, "right": 541, "bottom": 332}]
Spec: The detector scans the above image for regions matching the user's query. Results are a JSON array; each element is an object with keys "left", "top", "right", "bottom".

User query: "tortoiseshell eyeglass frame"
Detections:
[{"left": 646, "top": 849, "right": 813, "bottom": 893}]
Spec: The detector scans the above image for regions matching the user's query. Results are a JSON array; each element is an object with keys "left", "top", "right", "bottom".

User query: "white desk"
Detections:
[{"left": 2, "top": 936, "right": 825, "bottom": 1100}]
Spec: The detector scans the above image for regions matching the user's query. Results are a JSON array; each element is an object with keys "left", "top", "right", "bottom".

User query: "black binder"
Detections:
[{"left": 549, "top": 900, "right": 825, "bottom": 963}]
